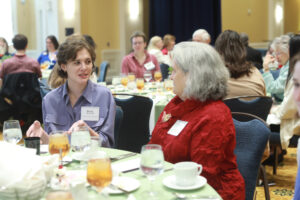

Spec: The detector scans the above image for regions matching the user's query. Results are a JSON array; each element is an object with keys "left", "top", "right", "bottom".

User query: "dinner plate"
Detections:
[
  {"left": 104, "top": 176, "right": 140, "bottom": 194},
  {"left": 163, "top": 175, "right": 207, "bottom": 190}
]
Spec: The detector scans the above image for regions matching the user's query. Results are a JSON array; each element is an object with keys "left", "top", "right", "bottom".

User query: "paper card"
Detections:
[
  {"left": 167, "top": 120, "right": 188, "bottom": 136},
  {"left": 144, "top": 61, "right": 155, "bottom": 71},
  {"left": 81, "top": 107, "right": 99, "bottom": 121},
  {"left": 112, "top": 158, "right": 140, "bottom": 173}
]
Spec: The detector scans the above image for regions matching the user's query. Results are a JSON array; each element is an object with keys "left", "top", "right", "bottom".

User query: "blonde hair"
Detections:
[{"left": 147, "top": 36, "right": 162, "bottom": 51}]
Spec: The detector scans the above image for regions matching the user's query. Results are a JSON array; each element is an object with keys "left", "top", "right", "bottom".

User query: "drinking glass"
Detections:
[
  {"left": 3, "top": 120, "right": 22, "bottom": 144},
  {"left": 128, "top": 73, "right": 136, "bottom": 82},
  {"left": 121, "top": 76, "right": 129, "bottom": 87},
  {"left": 164, "top": 79, "right": 174, "bottom": 91},
  {"left": 144, "top": 71, "right": 152, "bottom": 83},
  {"left": 87, "top": 151, "right": 112, "bottom": 195},
  {"left": 112, "top": 76, "right": 121, "bottom": 86},
  {"left": 49, "top": 131, "right": 70, "bottom": 161},
  {"left": 136, "top": 78, "right": 145, "bottom": 91},
  {"left": 154, "top": 71, "right": 162, "bottom": 82},
  {"left": 140, "top": 144, "right": 164, "bottom": 199}
]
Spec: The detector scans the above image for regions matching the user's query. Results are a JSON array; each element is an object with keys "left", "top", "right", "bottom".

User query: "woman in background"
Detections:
[
  {"left": 215, "top": 30, "right": 266, "bottom": 98},
  {"left": 161, "top": 34, "right": 176, "bottom": 55},
  {"left": 37, "top": 35, "right": 59, "bottom": 69},
  {"left": 149, "top": 42, "right": 245, "bottom": 200},
  {"left": 0, "top": 37, "right": 11, "bottom": 62},
  {"left": 147, "top": 36, "right": 172, "bottom": 66}
]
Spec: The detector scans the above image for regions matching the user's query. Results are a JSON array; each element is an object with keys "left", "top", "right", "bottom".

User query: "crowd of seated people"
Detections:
[{"left": 2, "top": 28, "right": 300, "bottom": 200}]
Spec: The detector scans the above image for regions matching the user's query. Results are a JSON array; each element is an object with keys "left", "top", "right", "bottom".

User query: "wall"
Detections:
[
  {"left": 284, "top": 0, "right": 300, "bottom": 34},
  {"left": 221, "top": 0, "right": 269, "bottom": 43},
  {"left": 80, "top": 0, "right": 120, "bottom": 67},
  {"left": 17, "top": 0, "right": 37, "bottom": 50}
]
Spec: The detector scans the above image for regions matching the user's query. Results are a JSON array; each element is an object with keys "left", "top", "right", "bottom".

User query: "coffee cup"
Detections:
[
  {"left": 174, "top": 161, "right": 202, "bottom": 186},
  {"left": 24, "top": 137, "right": 40, "bottom": 155}
]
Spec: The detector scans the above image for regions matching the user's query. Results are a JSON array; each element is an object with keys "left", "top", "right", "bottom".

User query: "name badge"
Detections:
[
  {"left": 144, "top": 61, "right": 155, "bottom": 71},
  {"left": 81, "top": 107, "right": 99, "bottom": 121},
  {"left": 167, "top": 120, "right": 188, "bottom": 136}
]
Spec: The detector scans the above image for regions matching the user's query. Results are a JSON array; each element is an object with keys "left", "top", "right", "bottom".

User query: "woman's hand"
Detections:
[
  {"left": 68, "top": 120, "right": 98, "bottom": 137},
  {"left": 26, "top": 120, "right": 49, "bottom": 144},
  {"left": 263, "top": 52, "right": 276, "bottom": 72}
]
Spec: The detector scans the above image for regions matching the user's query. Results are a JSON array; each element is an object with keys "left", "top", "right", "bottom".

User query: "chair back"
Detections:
[
  {"left": 160, "top": 63, "right": 169, "bottom": 81},
  {"left": 224, "top": 96, "right": 273, "bottom": 121},
  {"left": 0, "top": 72, "right": 43, "bottom": 133},
  {"left": 114, "top": 106, "right": 123, "bottom": 148},
  {"left": 114, "top": 94, "right": 153, "bottom": 153},
  {"left": 98, "top": 61, "right": 109, "bottom": 82},
  {"left": 233, "top": 113, "right": 270, "bottom": 200}
]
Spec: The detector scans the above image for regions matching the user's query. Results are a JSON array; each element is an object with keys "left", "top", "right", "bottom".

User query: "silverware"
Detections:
[
  {"left": 173, "top": 192, "right": 220, "bottom": 200},
  {"left": 110, "top": 152, "right": 137, "bottom": 162}
]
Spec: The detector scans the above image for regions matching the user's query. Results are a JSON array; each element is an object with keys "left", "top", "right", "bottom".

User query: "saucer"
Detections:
[
  {"left": 163, "top": 175, "right": 207, "bottom": 190},
  {"left": 104, "top": 176, "right": 140, "bottom": 194}
]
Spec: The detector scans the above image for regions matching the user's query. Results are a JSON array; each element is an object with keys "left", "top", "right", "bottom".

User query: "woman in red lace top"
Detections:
[{"left": 149, "top": 42, "right": 245, "bottom": 200}]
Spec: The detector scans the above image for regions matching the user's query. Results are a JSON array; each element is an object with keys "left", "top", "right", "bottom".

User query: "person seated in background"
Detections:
[
  {"left": 149, "top": 42, "right": 245, "bottom": 200},
  {"left": 147, "top": 36, "right": 172, "bottom": 66},
  {"left": 161, "top": 34, "right": 176, "bottom": 55},
  {"left": 0, "top": 37, "right": 12, "bottom": 63},
  {"left": 37, "top": 35, "right": 59, "bottom": 70},
  {"left": 291, "top": 52, "right": 300, "bottom": 200},
  {"left": 26, "top": 36, "right": 115, "bottom": 147},
  {"left": 262, "top": 35, "right": 290, "bottom": 102},
  {"left": 0, "top": 34, "right": 41, "bottom": 88},
  {"left": 240, "top": 32, "right": 263, "bottom": 70},
  {"left": 192, "top": 29, "right": 211, "bottom": 44},
  {"left": 215, "top": 30, "right": 266, "bottom": 98},
  {"left": 121, "top": 31, "right": 160, "bottom": 78}
]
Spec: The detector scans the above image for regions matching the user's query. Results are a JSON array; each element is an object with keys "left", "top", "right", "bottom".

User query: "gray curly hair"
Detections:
[{"left": 171, "top": 42, "right": 229, "bottom": 101}]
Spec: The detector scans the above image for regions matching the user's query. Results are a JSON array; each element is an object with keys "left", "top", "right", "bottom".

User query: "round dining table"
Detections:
[{"left": 42, "top": 147, "right": 221, "bottom": 200}]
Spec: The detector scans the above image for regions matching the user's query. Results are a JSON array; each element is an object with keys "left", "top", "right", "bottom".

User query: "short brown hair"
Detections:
[
  {"left": 130, "top": 31, "right": 147, "bottom": 44},
  {"left": 163, "top": 34, "right": 176, "bottom": 48},
  {"left": 215, "top": 30, "right": 252, "bottom": 79},
  {"left": 57, "top": 36, "right": 96, "bottom": 78},
  {"left": 12, "top": 34, "right": 28, "bottom": 50}
]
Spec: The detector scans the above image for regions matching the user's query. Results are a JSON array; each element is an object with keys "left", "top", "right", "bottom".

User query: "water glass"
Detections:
[
  {"left": 140, "top": 144, "right": 164, "bottom": 199},
  {"left": 144, "top": 71, "right": 152, "bottom": 82},
  {"left": 3, "top": 120, "right": 22, "bottom": 144},
  {"left": 71, "top": 126, "right": 91, "bottom": 152}
]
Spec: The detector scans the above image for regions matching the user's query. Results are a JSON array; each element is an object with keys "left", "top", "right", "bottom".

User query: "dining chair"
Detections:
[
  {"left": 114, "top": 106, "right": 123, "bottom": 148},
  {"left": 114, "top": 94, "right": 153, "bottom": 153},
  {"left": 160, "top": 63, "right": 169, "bottom": 81},
  {"left": 0, "top": 72, "right": 43, "bottom": 134},
  {"left": 97, "top": 61, "right": 109, "bottom": 82},
  {"left": 233, "top": 112, "right": 271, "bottom": 200},
  {"left": 224, "top": 95, "right": 273, "bottom": 121}
]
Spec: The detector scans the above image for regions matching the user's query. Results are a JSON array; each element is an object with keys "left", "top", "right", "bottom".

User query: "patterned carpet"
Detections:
[{"left": 256, "top": 148, "right": 297, "bottom": 200}]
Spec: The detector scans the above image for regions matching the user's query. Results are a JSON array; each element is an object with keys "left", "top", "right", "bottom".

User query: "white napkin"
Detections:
[
  {"left": 267, "top": 113, "right": 281, "bottom": 125},
  {"left": 112, "top": 158, "right": 140, "bottom": 173}
]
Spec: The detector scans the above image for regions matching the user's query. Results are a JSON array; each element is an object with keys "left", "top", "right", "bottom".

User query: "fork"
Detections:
[{"left": 110, "top": 152, "right": 137, "bottom": 162}]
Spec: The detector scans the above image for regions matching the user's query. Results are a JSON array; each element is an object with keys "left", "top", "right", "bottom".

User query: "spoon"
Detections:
[{"left": 173, "top": 192, "right": 220, "bottom": 200}]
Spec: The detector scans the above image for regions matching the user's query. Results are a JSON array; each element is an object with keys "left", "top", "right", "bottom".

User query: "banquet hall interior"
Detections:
[{"left": 1, "top": 0, "right": 300, "bottom": 200}]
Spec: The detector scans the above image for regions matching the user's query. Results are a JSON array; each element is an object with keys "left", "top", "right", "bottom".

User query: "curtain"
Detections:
[{"left": 149, "top": 0, "right": 221, "bottom": 44}]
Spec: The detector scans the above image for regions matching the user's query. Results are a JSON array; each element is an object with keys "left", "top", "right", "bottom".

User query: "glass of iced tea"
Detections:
[
  {"left": 154, "top": 71, "right": 162, "bottom": 82},
  {"left": 121, "top": 76, "right": 129, "bottom": 87},
  {"left": 49, "top": 131, "right": 70, "bottom": 160},
  {"left": 136, "top": 78, "right": 145, "bottom": 91},
  {"left": 87, "top": 151, "right": 112, "bottom": 193},
  {"left": 128, "top": 73, "right": 136, "bottom": 82}
]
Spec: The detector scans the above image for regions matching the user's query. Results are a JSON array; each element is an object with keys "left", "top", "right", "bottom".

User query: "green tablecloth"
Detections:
[{"left": 44, "top": 148, "right": 221, "bottom": 199}]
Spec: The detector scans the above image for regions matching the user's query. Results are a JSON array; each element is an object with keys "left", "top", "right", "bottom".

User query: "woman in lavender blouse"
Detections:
[{"left": 26, "top": 36, "right": 116, "bottom": 147}]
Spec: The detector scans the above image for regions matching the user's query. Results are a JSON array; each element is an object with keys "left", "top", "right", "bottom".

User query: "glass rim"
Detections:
[
  {"left": 49, "top": 130, "right": 68, "bottom": 135},
  {"left": 141, "top": 144, "right": 162, "bottom": 150},
  {"left": 4, "top": 120, "right": 20, "bottom": 123}
]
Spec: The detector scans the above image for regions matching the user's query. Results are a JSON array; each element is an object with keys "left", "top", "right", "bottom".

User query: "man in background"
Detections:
[
  {"left": 0, "top": 34, "right": 41, "bottom": 87},
  {"left": 192, "top": 29, "right": 211, "bottom": 44}
]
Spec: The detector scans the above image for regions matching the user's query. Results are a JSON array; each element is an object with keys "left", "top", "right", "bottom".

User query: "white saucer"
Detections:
[
  {"left": 104, "top": 176, "right": 140, "bottom": 194},
  {"left": 163, "top": 175, "right": 207, "bottom": 190}
]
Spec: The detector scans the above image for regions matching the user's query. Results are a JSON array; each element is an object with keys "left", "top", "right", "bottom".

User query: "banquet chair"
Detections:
[
  {"left": 97, "top": 61, "right": 109, "bottom": 82},
  {"left": 114, "top": 94, "right": 153, "bottom": 153},
  {"left": 233, "top": 112, "right": 271, "bottom": 200},
  {"left": 160, "top": 63, "right": 169, "bottom": 81},
  {"left": 0, "top": 72, "right": 43, "bottom": 134},
  {"left": 113, "top": 106, "right": 123, "bottom": 148},
  {"left": 224, "top": 95, "right": 273, "bottom": 121}
]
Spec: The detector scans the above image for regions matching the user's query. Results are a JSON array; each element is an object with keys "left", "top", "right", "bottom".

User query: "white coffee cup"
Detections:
[{"left": 174, "top": 162, "right": 202, "bottom": 187}]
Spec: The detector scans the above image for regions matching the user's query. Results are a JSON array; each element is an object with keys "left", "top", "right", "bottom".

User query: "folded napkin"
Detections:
[{"left": 112, "top": 158, "right": 140, "bottom": 173}]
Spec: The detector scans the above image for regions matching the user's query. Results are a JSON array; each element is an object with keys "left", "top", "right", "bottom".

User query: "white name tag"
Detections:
[
  {"left": 167, "top": 120, "right": 188, "bottom": 136},
  {"left": 144, "top": 61, "right": 155, "bottom": 71},
  {"left": 81, "top": 107, "right": 99, "bottom": 121}
]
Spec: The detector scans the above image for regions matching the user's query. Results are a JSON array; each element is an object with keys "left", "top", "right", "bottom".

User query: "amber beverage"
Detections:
[
  {"left": 87, "top": 157, "right": 112, "bottom": 191},
  {"left": 121, "top": 76, "right": 129, "bottom": 87},
  {"left": 154, "top": 71, "right": 162, "bottom": 82},
  {"left": 128, "top": 73, "right": 136, "bottom": 81},
  {"left": 49, "top": 133, "right": 70, "bottom": 158},
  {"left": 136, "top": 78, "right": 145, "bottom": 90}
]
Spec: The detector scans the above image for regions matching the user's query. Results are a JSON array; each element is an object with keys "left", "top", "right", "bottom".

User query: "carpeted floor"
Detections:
[{"left": 256, "top": 148, "right": 297, "bottom": 200}]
